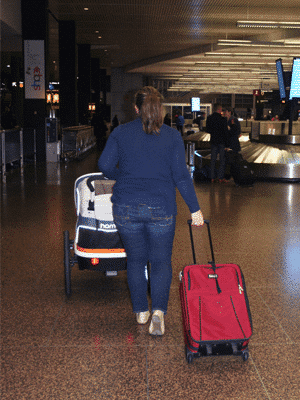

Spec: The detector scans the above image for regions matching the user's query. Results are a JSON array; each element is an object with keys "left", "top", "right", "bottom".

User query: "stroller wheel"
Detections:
[{"left": 64, "top": 230, "right": 72, "bottom": 297}]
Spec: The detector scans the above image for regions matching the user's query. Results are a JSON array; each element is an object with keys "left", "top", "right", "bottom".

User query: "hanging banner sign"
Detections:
[{"left": 24, "top": 40, "right": 45, "bottom": 99}]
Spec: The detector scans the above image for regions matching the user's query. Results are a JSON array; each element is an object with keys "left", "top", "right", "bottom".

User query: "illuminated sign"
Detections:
[
  {"left": 46, "top": 91, "right": 59, "bottom": 104},
  {"left": 290, "top": 58, "right": 300, "bottom": 100},
  {"left": 24, "top": 40, "right": 45, "bottom": 99},
  {"left": 191, "top": 97, "right": 200, "bottom": 112},
  {"left": 53, "top": 93, "right": 59, "bottom": 103}
]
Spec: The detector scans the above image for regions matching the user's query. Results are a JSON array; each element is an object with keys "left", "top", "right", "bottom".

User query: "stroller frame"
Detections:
[{"left": 63, "top": 172, "right": 127, "bottom": 297}]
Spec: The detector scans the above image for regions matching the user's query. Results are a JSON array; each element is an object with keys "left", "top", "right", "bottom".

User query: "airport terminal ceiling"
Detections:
[{"left": 47, "top": 0, "right": 300, "bottom": 95}]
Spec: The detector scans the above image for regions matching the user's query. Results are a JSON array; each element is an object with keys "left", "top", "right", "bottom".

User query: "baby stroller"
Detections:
[{"left": 63, "top": 172, "right": 127, "bottom": 297}]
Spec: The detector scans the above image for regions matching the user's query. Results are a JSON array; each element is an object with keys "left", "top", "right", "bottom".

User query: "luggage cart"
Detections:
[{"left": 61, "top": 126, "right": 96, "bottom": 161}]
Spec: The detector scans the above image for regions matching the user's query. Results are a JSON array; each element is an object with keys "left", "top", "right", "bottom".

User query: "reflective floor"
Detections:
[{"left": 1, "top": 150, "right": 300, "bottom": 399}]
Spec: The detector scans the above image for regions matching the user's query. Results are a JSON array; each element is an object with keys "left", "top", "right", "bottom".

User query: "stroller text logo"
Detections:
[{"left": 99, "top": 222, "right": 116, "bottom": 230}]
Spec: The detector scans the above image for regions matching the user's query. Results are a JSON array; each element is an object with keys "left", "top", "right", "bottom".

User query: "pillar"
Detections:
[
  {"left": 78, "top": 44, "right": 91, "bottom": 125},
  {"left": 231, "top": 93, "right": 235, "bottom": 109},
  {"left": 59, "top": 20, "right": 78, "bottom": 127},
  {"left": 91, "top": 58, "right": 100, "bottom": 108},
  {"left": 21, "top": 0, "right": 48, "bottom": 161},
  {"left": 111, "top": 68, "right": 143, "bottom": 123}
]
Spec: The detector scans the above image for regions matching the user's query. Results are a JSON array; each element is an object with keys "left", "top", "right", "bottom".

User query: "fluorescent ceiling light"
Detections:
[
  {"left": 218, "top": 39, "right": 252, "bottom": 44},
  {"left": 237, "top": 20, "right": 300, "bottom": 29},
  {"left": 217, "top": 40, "right": 300, "bottom": 48},
  {"left": 194, "top": 61, "right": 276, "bottom": 66},
  {"left": 205, "top": 52, "right": 296, "bottom": 58},
  {"left": 187, "top": 70, "right": 263, "bottom": 74},
  {"left": 282, "top": 39, "right": 300, "bottom": 45}
]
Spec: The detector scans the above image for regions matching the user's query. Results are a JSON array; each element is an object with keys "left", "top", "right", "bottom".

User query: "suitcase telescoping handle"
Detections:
[
  {"left": 187, "top": 219, "right": 215, "bottom": 266},
  {"left": 187, "top": 219, "right": 221, "bottom": 294}
]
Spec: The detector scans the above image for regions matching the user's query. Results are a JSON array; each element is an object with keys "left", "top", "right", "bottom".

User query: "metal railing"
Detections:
[
  {"left": 1, "top": 128, "right": 37, "bottom": 179},
  {"left": 1, "top": 128, "right": 23, "bottom": 175}
]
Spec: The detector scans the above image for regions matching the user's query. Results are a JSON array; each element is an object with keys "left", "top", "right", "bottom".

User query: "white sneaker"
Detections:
[{"left": 149, "top": 310, "right": 165, "bottom": 335}]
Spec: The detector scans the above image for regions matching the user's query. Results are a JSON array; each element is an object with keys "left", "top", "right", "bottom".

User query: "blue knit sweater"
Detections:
[{"left": 98, "top": 118, "right": 200, "bottom": 216}]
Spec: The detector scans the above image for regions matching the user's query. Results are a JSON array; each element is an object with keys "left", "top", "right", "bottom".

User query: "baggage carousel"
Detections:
[{"left": 186, "top": 121, "right": 300, "bottom": 182}]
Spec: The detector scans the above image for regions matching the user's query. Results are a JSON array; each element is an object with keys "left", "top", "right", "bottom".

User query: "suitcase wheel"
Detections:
[
  {"left": 185, "top": 345, "right": 194, "bottom": 364},
  {"left": 242, "top": 350, "right": 249, "bottom": 361},
  {"left": 187, "top": 354, "right": 193, "bottom": 364}
]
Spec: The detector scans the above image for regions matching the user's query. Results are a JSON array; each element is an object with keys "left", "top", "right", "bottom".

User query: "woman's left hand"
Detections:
[{"left": 191, "top": 210, "right": 204, "bottom": 226}]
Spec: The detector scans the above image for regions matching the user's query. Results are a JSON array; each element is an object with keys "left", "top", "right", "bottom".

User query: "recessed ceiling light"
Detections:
[
  {"left": 98, "top": 36, "right": 102, "bottom": 39},
  {"left": 84, "top": 8, "right": 89, "bottom": 11}
]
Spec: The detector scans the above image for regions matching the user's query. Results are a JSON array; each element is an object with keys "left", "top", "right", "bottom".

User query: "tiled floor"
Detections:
[{"left": 1, "top": 150, "right": 300, "bottom": 399}]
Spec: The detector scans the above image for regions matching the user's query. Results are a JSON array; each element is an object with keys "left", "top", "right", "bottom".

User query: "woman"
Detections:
[{"left": 98, "top": 86, "right": 204, "bottom": 336}]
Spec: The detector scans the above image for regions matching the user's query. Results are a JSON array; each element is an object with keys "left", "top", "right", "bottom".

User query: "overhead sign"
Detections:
[
  {"left": 290, "top": 58, "right": 300, "bottom": 100},
  {"left": 24, "top": 40, "right": 45, "bottom": 99},
  {"left": 191, "top": 97, "right": 200, "bottom": 112},
  {"left": 253, "top": 89, "right": 261, "bottom": 96}
]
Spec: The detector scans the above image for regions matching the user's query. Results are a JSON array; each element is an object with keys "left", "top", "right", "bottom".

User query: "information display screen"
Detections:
[
  {"left": 276, "top": 59, "right": 286, "bottom": 99},
  {"left": 289, "top": 58, "right": 300, "bottom": 100},
  {"left": 191, "top": 97, "right": 200, "bottom": 112}
]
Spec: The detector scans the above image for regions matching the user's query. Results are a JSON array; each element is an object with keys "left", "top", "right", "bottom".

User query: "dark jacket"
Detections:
[
  {"left": 206, "top": 112, "right": 228, "bottom": 146},
  {"left": 227, "top": 116, "right": 241, "bottom": 152},
  {"left": 176, "top": 115, "right": 185, "bottom": 127}
]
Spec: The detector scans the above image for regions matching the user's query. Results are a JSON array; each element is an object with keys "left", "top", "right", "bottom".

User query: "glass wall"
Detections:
[{"left": 163, "top": 103, "right": 212, "bottom": 128}]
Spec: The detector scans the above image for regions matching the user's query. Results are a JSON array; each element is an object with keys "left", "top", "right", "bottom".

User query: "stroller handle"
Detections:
[{"left": 86, "top": 174, "right": 106, "bottom": 192}]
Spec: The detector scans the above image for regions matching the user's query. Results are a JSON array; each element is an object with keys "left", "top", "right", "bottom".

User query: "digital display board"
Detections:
[
  {"left": 289, "top": 58, "right": 300, "bottom": 100},
  {"left": 276, "top": 59, "right": 286, "bottom": 99},
  {"left": 191, "top": 97, "right": 200, "bottom": 112}
]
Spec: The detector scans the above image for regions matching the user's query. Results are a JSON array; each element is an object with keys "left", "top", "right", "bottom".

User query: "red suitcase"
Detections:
[{"left": 179, "top": 220, "right": 253, "bottom": 363}]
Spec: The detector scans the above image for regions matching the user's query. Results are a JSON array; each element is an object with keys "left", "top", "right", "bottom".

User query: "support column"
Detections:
[
  {"left": 91, "top": 58, "right": 100, "bottom": 108},
  {"left": 21, "top": 0, "right": 48, "bottom": 161},
  {"left": 59, "top": 21, "right": 78, "bottom": 127},
  {"left": 231, "top": 93, "right": 235, "bottom": 109},
  {"left": 78, "top": 44, "right": 91, "bottom": 125},
  {"left": 99, "top": 69, "right": 111, "bottom": 121},
  {"left": 111, "top": 68, "right": 143, "bottom": 123}
]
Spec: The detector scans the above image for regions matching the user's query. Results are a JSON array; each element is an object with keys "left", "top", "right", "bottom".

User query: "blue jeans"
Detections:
[
  {"left": 211, "top": 144, "right": 226, "bottom": 180},
  {"left": 113, "top": 204, "right": 176, "bottom": 314}
]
